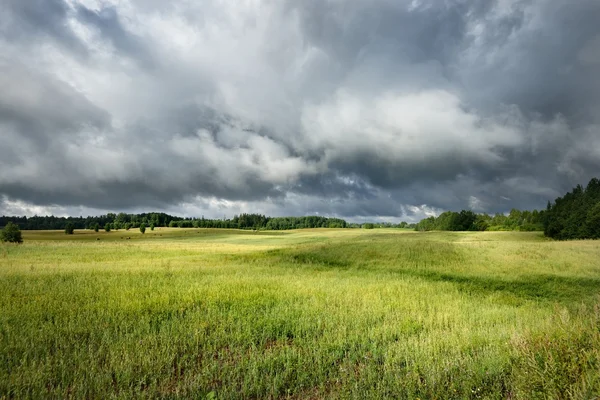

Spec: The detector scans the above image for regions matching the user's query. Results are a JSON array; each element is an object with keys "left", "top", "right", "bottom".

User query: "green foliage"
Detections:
[
  {"left": 165, "top": 214, "right": 350, "bottom": 230},
  {"left": 0, "top": 212, "right": 355, "bottom": 232},
  {"left": 0, "top": 212, "right": 180, "bottom": 231},
  {"left": 233, "top": 213, "right": 268, "bottom": 229},
  {"left": 177, "top": 220, "right": 193, "bottom": 228},
  {"left": 416, "top": 209, "right": 544, "bottom": 232},
  {"left": 150, "top": 223, "right": 155, "bottom": 231},
  {"left": 587, "top": 202, "right": 600, "bottom": 238},
  {"left": 104, "top": 224, "right": 111, "bottom": 232},
  {"left": 139, "top": 223, "right": 146, "bottom": 234},
  {"left": 263, "top": 215, "right": 347, "bottom": 230},
  {"left": 64, "top": 222, "right": 75, "bottom": 235},
  {"left": 362, "top": 223, "right": 374, "bottom": 229},
  {"left": 474, "top": 214, "right": 490, "bottom": 231},
  {"left": 0, "top": 221, "right": 23, "bottom": 243},
  {"left": 544, "top": 177, "right": 600, "bottom": 239},
  {"left": 93, "top": 223, "right": 99, "bottom": 233}
]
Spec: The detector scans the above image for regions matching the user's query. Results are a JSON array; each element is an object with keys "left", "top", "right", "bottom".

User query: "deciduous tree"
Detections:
[{"left": 1, "top": 222, "right": 23, "bottom": 243}]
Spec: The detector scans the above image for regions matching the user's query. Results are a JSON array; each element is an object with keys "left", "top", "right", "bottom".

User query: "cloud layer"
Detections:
[{"left": 1, "top": 0, "right": 600, "bottom": 220}]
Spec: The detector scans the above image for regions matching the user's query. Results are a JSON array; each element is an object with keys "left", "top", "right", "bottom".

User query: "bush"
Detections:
[
  {"left": 1, "top": 222, "right": 23, "bottom": 244},
  {"left": 150, "top": 223, "right": 155, "bottom": 231},
  {"left": 362, "top": 223, "right": 375, "bottom": 229},
  {"left": 140, "top": 223, "right": 146, "bottom": 234},
  {"left": 104, "top": 224, "right": 111, "bottom": 232},
  {"left": 65, "top": 223, "right": 75, "bottom": 235},
  {"left": 93, "top": 223, "right": 99, "bottom": 233}
]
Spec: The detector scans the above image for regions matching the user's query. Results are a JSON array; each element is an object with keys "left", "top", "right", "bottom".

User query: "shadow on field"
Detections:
[
  {"left": 249, "top": 235, "right": 600, "bottom": 305},
  {"left": 401, "top": 270, "right": 600, "bottom": 303}
]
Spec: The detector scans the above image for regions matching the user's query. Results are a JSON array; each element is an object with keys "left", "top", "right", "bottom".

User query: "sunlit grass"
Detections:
[{"left": 1, "top": 229, "right": 599, "bottom": 398}]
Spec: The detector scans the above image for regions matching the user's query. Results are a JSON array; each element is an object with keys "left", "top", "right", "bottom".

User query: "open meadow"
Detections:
[{"left": 1, "top": 228, "right": 599, "bottom": 399}]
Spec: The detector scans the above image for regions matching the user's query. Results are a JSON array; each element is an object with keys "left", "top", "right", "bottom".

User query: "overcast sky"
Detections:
[{"left": 1, "top": 0, "right": 600, "bottom": 222}]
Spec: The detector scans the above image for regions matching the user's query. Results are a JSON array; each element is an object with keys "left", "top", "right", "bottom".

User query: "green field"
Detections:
[{"left": 1, "top": 228, "right": 599, "bottom": 399}]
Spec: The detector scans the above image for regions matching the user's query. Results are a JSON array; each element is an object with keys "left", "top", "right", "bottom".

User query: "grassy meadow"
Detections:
[{"left": 1, "top": 228, "right": 599, "bottom": 399}]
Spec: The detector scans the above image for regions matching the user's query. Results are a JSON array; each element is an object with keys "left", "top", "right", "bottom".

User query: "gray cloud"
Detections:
[
  {"left": 1, "top": 0, "right": 599, "bottom": 220},
  {"left": 75, "top": 5, "right": 157, "bottom": 68},
  {"left": 0, "top": 0, "right": 87, "bottom": 54}
]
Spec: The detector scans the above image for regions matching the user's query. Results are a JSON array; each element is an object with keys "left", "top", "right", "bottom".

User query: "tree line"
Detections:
[
  {"left": 2, "top": 177, "right": 599, "bottom": 240},
  {"left": 412, "top": 176, "right": 600, "bottom": 239},
  {"left": 0, "top": 212, "right": 181, "bottom": 231},
  {"left": 543, "top": 177, "right": 600, "bottom": 239},
  {"left": 0, "top": 213, "right": 352, "bottom": 231},
  {"left": 168, "top": 214, "right": 349, "bottom": 230},
  {"left": 414, "top": 209, "right": 545, "bottom": 232}
]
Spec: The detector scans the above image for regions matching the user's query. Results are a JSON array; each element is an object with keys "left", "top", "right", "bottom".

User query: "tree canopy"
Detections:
[
  {"left": 0, "top": 222, "right": 23, "bottom": 243},
  {"left": 1, "top": 213, "right": 353, "bottom": 232},
  {"left": 543, "top": 177, "right": 600, "bottom": 240},
  {"left": 64, "top": 222, "right": 75, "bottom": 235},
  {"left": 415, "top": 209, "right": 544, "bottom": 232}
]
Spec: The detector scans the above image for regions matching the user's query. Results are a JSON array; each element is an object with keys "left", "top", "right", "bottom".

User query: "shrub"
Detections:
[
  {"left": 140, "top": 223, "right": 146, "bottom": 234},
  {"left": 1, "top": 222, "right": 23, "bottom": 244},
  {"left": 65, "top": 223, "right": 75, "bottom": 235},
  {"left": 104, "top": 224, "right": 111, "bottom": 232},
  {"left": 362, "top": 223, "right": 374, "bottom": 229}
]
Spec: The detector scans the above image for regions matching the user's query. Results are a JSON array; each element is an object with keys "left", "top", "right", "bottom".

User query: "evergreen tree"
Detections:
[{"left": 544, "top": 177, "right": 600, "bottom": 239}]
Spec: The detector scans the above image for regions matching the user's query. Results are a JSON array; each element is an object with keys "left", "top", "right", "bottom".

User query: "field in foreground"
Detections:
[{"left": 1, "top": 228, "right": 599, "bottom": 399}]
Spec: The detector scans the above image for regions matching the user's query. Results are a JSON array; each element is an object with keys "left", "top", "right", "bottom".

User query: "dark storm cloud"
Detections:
[
  {"left": 75, "top": 5, "right": 156, "bottom": 69},
  {"left": 0, "top": 62, "right": 109, "bottom": 142},
  {"left": 1, "top": 0, "right": 600, "bottom": 219},
  {"left": 459, "top": 0, "right": 600, "bottom": 122},
  {"left": 0, "top": 0, "right": 87, "bottom": 55},
  {"left": 288, "top": 0, "right": 473, "bottom": 67}
]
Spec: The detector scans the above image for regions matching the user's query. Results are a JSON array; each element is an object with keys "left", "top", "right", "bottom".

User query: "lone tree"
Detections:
[
  {"left": 65, "top": 222, "right": 75, "bottom": 235},
  {"left": 140, "top": 223, "right": 146, "bottom": 234},
  {"left": 150, "top": 223, "right": 155, "bottom": 231},
  {"left": 94, "top": 223, "right": 100, "bottom": 233},
  {"left": 104, "top": 224, "right": 111, "bottom": 232},
  {"left": 1, "top": 222, "right": 23, "bottom": 244}
]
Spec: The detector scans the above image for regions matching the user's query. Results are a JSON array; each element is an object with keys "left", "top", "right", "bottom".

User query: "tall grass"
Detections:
[{"left": 1, "top": 229, "right": 599, "bottom": 398}]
